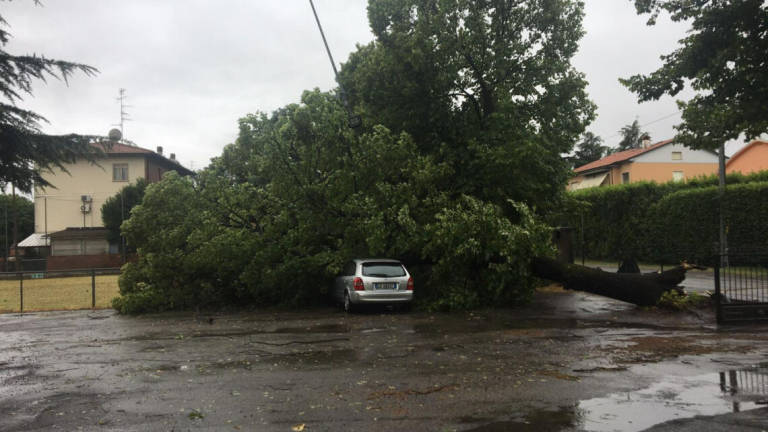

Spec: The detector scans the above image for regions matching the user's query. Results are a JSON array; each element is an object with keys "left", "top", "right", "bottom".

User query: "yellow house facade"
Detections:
[
  {"left": 569, "top": 140, "right": 720, "bottom": 190},
  {"left": 25, "top": 142, "right": 193, "bottom": 258}
]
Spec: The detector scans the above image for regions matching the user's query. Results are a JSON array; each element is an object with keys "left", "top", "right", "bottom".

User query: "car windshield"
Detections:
[{"left": 362, "top": 262, "right": 406, "bottom": 277}]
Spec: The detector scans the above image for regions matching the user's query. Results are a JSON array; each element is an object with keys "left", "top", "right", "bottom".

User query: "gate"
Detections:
[{"left": 714, "top": 254, "right": 768, "bottom": 323}]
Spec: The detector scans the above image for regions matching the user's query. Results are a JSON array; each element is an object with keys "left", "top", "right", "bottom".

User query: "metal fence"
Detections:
[
  {"left": 719, "top": 366, "right": 768, "bottom": 412},
  {"left": 0, "top": 268, "right": 121, "bottom": 314},
  {"left": 714, "top": 254, "right": 768, "bottom": 324}
]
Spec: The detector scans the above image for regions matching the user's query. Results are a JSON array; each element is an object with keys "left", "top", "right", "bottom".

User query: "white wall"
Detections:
[{"left": 631, "top": 143, "right": 719, "bottom": 164}]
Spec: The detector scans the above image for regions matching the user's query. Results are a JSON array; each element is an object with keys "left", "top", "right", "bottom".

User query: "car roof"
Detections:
[{"left": 353, "top": 258, "right": 402, "bottom": 264}]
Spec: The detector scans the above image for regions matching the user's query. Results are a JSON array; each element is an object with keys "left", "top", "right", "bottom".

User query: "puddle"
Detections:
[
  {"left": 465, "top": 365, "right": 767, "bottom": 431},
  {"left": 578, "top": 365, "right": 768, "bottom": 431},
  {"left": 414, "top": 317, "right": 668, "bottom": 336}
]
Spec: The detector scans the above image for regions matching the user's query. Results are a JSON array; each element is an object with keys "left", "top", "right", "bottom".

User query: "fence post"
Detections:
[
  {"left": 91, "top": 269, "right": 96, "bottom": 309},
  {"left": 714, "top": 260, "right": 722, "bottom": 324},
  {"left": 19, "top": 272, "right": 23, "bottom": 314}
]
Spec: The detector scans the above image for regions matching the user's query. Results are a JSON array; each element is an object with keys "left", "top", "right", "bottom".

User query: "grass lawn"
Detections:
[{"left": 0, "top": 275, "right": 119, "bottom": 313}]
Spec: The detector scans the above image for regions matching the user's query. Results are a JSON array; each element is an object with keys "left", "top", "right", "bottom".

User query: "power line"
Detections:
[
  {"left": 600, "top": 110, "right": 682, "bottom": 142},
  {"left": 307, "top": 0, "right": 361, "bottom": 129}
]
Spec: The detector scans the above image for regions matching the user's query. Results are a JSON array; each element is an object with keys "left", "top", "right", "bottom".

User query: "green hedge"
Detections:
[
  {"left": 556, "top": 171, "right": 768, "bottom": 264},
  {"left": 650, "top": 183, "right": 768, "bottom": 263}
]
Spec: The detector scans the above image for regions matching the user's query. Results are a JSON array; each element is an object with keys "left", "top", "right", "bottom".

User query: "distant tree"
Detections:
[
  {"left": 0, "top": 194, "right": 33, "bottom": 270},
  {"left": 622, "top": 0, "right": 768, "bottom": 150},
  {"left": 101, "top": 178, "right": 148, "bottom": 251},
  {"left": 0, "top": 6, "right": 104, "bottom": 194},
  {"left": 614, "top": 120, "right": 650, "bottom": 153},
  {"left": 570, "top": 132, "right": 608, "bottom": 168}
]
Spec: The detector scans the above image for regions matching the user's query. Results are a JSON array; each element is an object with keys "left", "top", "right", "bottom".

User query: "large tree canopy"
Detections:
[
  {"left": 339, "top": 0, "right": 595, "bottom": 212},
  {"left": 114, "top": 0, "right": 592, "bottom": 313},
  {"left": 0, "top": 7, "right": 104, "bottom": 193},
  {"left": 621, "top": 0, "right": 768, "bottom": 150}
]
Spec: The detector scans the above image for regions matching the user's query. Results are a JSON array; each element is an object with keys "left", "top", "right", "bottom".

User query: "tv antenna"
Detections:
[
  {"left": 308, "top": 0, "right": 361, "bottom": 129},
  {"left": 113, "top": 88, "right": 133, "bottom": 142}
]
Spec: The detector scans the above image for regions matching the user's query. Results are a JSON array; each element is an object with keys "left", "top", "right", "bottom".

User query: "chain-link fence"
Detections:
[{"left": 0, "top": 268, "right": 121, "bottom": 313}]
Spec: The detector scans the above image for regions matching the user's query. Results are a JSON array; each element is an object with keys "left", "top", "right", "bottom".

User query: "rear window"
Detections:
[{"left": 362, "top": 262, "right": 406, "bottom": 277}]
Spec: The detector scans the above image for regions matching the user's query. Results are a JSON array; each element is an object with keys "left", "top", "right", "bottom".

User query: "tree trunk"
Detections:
[
  {"left": 618, "top": 258, "right": 640, "bottom": 273},
  {"left": 531, "top": 256, "right": 685, "bottom": 307}
]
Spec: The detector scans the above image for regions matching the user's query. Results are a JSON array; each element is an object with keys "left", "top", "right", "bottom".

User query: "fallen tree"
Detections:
[{"left": 531, "top": 257, "right": 689, "bottom": 306}]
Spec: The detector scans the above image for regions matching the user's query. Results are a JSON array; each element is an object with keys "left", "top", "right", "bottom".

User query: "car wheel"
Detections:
[{"left": 343, "top": 291, "right": 354, "bottom": 313}]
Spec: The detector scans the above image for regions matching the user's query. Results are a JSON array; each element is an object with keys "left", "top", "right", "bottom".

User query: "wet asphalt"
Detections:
[{"left": 1, "top": 287, "right": 767, "bottom": 431}]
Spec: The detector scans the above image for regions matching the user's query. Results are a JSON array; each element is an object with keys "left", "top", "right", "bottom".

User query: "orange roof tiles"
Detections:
[{"left": 574, "top": 139, "right": 674, "bottom": 173}]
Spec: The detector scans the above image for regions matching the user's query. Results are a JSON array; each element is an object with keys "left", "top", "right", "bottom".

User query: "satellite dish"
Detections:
[{"left": 108, "top": 128, "right": 122, "bottom": 142}]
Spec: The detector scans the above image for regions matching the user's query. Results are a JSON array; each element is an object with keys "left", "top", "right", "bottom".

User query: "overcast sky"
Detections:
[{"left": 2, "top": 1, "right": 751, "bottom": 171}]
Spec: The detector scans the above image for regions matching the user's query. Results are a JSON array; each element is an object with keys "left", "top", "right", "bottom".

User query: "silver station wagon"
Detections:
[{"left": 333, "top": 258, "right": 414, "bottom": 312}]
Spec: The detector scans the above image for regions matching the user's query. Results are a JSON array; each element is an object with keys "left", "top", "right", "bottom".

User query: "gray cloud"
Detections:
[{"left": 2, "top": 0, "right": 751, "bottom": 170}]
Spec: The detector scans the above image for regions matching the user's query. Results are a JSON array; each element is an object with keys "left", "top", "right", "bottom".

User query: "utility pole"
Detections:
[
  {"left": 3, "top": 194, "right": 7, "bottom": 272},
  {"left": 121, "top": 190, "right": 126, "bottom": 264},
  {"left": 11, "top": 185, "right": 19, "bottom": 272},
  {"left": 308, "top": 0, "right": 362, "bottom": 129},
  {"left": 718, "top": 143, "right": 727, "bottom": 267}
]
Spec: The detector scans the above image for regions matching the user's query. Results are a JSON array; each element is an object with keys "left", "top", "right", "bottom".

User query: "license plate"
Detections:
[{"left": 374, "top": 282, "right": 398, "bottom": 290}]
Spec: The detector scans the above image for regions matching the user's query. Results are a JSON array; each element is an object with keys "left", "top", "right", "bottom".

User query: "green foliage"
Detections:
[
  {"left": 115, "top": 172, "right": 245, "bottom": 313},
  {"left": 570, "top": 132, "right": 608, "bottom": 168},
  {"left": 623, "top": 0, "right": 768, "bottom": 150},
  {"left": 657, "top": 290, "right": 710, "bottom": 311},
  {"left": 564, "top": 181, "right": 671, "bottom": 260},
  {"left": 558, "top": 172, "right": 768, "bottom": 263},
  {"left": 116, "top": 0, "right": 593, "bottom": 313},
  {"left": 422, "top": 197, "right": 554, "bottom": 310},
  {"left": 339, "top": 0, "right": 595, "bottom": 213},
  {"left": 115, "top": 90, "right": 553, "bottom": 313},
  {"left": 614, "top": 119, "right": 650, "bottom": 153},
  {"left": 0, "top": 194, "right": 34, "bottom": 260},
  {"left": 0, "top": 6, "right": 105, "bottom": 193},
  {"left": 650, "top": 182, "right": 768, "bottom": 262},
  {"left": 101, "top": 178, "right": 148, "bottom": 249}
]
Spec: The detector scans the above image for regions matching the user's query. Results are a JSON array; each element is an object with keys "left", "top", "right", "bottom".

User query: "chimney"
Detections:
[
  {"left": 170, "top": 153, "right": 176, "bottom": 161},
  {"left": 641, "top": 135, "right": 651, "bottom": 149},
  {"left": 156, "top": 146, "right": 163, "bottom": 155}
]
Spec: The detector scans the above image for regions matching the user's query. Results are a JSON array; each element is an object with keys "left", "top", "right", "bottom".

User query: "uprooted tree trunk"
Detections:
[{"left": 531, "top": 256, "right": 687, "bottom": 307}]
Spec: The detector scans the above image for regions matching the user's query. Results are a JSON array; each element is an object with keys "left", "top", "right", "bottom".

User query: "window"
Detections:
[
  {"left": 362, "top": 262, "right": 406, "bottom": 277},
  {"left": 671, "top": 151, "right": 682, "bottom": 160},
  {"left": 113, "top": 163, "right": 129, "bottom": 182},
  {"left": 622, "top": 172, "right": 630, "bottom": 184},
  {"left": 673, "top": 171, "right": 684, "bottom": 182}
]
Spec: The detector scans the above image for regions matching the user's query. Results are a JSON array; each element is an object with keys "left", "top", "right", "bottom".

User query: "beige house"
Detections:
[
  {"left": 726, "top": 140, "right": 768, "bottom": 175},
  {"left": 569, "top": 139, "right": 720, "bottom": 190},
  {"left": 23, "top": 141, "right": 193, "bottom": 264}
]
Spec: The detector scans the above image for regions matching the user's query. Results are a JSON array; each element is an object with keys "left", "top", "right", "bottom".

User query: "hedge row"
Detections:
[
  {"left": 556, "top": 171, "right": 768, "bottom": 264},
  {"left": 651, "top": 182, "right": 768, "bottom": 262}
]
